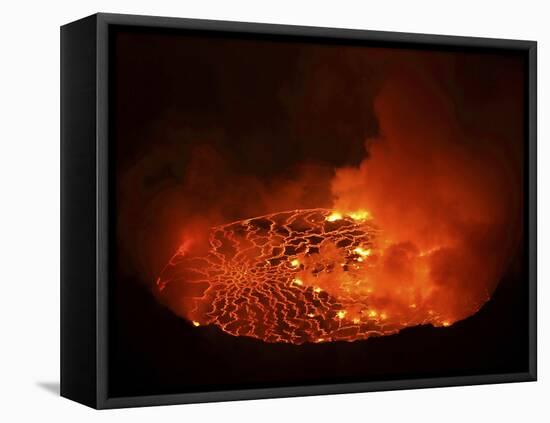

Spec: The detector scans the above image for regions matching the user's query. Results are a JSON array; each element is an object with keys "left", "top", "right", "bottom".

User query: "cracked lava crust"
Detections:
[{"left": 156, "top": 208, "right": 453, "bottom": 344}]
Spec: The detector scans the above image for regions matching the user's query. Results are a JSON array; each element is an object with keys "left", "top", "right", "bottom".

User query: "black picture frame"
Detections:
[{"left": 60, "top": 12, "right": 537, "bottom": 409}]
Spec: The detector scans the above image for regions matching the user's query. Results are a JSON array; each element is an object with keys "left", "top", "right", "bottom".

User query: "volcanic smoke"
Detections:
[{"left": 154, "top": 60, "right": 522, "bottom": 344}]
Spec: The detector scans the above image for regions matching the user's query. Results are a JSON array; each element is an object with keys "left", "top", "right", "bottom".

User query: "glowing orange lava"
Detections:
[{"left": 155, "top": 208, "right": 473, "bottom": 344}]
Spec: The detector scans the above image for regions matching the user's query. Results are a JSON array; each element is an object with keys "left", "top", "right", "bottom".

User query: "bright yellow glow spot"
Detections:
[
  {"left": 313, "top": 287, "right": 322, "bottom": 293},
  {"left": 419, "top": 247, "right": 439, "bottom": 257},
  {"left": 352, "top": 318, "right": 360, "bottom": 324},
  {"left": 368, "top": 310, "right": 378, "bottom": 318},
  {"left": 192, "top": 321, "right": 200, "bottom": 327},
  {"left": 337, "top": 310, "right": 347, "bottom": 319},
  {"left": 348, "top": 210, "right": 371, "bottom": 221},
  {"left": 307, "top": 313, "right": 315, "bottom": 318},
  {"left": 356, "top": 257, "right": 364, "bottom": 262},
  {"left": 316, "top": 338, "right": 325, "bottom": 343},
  {"left": 442, "top": 321, "right": 450, "bottom": 327},
  {"left": 380, "top": 313, "right": 387, "bottom": 320},
  {"left": 290, "top": 259, "right": 300, "bottom": 267},
  {"left": 326, "top": 212, "right": 343, "bottom": 222},
  {"left": 292, "top": 278, "right": 303, "bottom": 286},
  {"left": 354, "top": 247, "right": 372, "bottom": 257}
]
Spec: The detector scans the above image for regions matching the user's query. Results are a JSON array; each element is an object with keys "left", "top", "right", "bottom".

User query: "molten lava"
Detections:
[{"left": 156, "top": 208, "right": 471, "bottom": 344}]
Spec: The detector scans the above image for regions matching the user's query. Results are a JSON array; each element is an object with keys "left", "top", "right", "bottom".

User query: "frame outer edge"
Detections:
[
  {"left": 60, "top": 14, "right": 100, "bottom": 409},
  {"left": 95, "top": 12, "right": 536, "bottom": 48},
  {"left": 528, "top": 42, "right": 537, "bottom": 380},
  {"left": 89, "top": 12, "right": 538, "bottom": 409},
  {"left": 96, "top": 13, "right": 110, "bottom": 409}
]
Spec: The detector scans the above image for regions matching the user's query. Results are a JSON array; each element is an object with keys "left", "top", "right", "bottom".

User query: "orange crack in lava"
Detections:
[{"left": 156, "top": 208, "right": 461, "bottom": 345}]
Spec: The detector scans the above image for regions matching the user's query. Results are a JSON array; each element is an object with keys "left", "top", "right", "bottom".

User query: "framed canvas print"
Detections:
[{"left": 60, "top": 13, "right": 537, "bottom": 409}]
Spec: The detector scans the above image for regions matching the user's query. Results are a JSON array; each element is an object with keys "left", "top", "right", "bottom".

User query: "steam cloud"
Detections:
[{"left": 330, "top": 61, "right": 523, "bottom": 322}]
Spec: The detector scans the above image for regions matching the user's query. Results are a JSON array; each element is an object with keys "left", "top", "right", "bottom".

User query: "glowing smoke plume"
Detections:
[{"left": 153, "top": 56, "right": 523, "bottom": 344}]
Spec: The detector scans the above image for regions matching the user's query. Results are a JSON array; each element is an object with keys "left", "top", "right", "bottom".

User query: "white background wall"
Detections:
[{"left": 0, "top": 0, "right": 546, "bottom": 421}]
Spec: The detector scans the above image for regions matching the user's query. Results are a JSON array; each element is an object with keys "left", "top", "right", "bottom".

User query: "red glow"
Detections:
[{"left": 153, "top": 58, "right": 522, "bottom": 345}]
